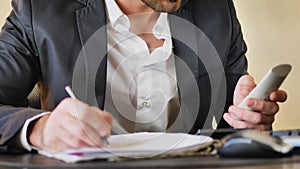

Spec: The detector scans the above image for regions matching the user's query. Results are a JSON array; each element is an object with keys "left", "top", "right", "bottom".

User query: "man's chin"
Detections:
[{"left": 141, "top": 0, "right": 182, "bottom": 13}]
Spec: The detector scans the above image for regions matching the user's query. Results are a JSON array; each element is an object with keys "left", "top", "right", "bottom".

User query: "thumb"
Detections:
[{"left": 233, "top": 75, "right": 256, "bottom": 105}]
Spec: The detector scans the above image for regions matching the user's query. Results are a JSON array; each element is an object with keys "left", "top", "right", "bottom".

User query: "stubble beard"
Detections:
[{"left": 141, "top": 0, "right": 182, "bottom": 12}]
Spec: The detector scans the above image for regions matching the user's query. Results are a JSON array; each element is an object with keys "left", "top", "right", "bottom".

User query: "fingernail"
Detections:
[
  {"left": 223, "top": 113, "right": 228, "bottom": 119},
  {"left": 99, "top": 130, "right": 107, "bottom": 137},
  {"left": 241, "top": 88, "right": 251, "bottom": 96},
  {"left": 248, "top": 99, "right": 255, "bottom": 107},
  {"left": 270, "top": 92, "right": 277, "bottom": 101},
  {"left": 229, "top": 106, "right": 235, "bottom": 114}
]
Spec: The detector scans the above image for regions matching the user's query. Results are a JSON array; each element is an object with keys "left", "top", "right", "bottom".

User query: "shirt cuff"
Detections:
[{"left": 20, "top": 112, "right": 51, "bottom": 151}]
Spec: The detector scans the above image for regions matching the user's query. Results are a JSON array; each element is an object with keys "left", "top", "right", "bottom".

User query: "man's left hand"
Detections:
[{"left": 223, "top": 75, "right": 288, "bottom": 130}]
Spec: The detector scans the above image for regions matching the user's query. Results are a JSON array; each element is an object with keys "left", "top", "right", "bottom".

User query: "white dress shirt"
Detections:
[{"left": 104, "top": 0, "right": 179, "bottom": 133}]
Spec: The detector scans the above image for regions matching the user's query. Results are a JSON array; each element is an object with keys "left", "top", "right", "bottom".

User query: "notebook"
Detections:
[{"left": 38, "top": 132, "right": 215, "bottom": 163}]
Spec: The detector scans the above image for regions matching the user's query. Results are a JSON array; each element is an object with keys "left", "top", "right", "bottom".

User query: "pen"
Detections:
[{"left": 65, "top": 86, "right": 110, "bottom": 145}]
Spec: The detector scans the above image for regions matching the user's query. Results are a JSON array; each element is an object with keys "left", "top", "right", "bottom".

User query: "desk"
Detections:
[{"left": 1, "top": 154, "right": 300, "bottom": 169}]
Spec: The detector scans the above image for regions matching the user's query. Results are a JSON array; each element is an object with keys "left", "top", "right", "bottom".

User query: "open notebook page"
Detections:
[{"left": 38, "top": 132, "right": 214, "bottom": 163}]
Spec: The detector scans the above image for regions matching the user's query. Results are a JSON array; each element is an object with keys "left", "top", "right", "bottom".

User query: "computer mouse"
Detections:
[{"left": 217, "top": 130, "right": 293, "bottom": 158}]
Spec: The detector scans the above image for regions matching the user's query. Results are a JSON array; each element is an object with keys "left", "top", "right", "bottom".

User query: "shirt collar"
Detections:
[
  {"left": 104, "top": 0, "right": 171, "bottom": 39},
  {"left": 153, "top": 13, "right": 171, "bottom": 40},
  {"left": 104, "top": 0, "right": 125, "bottom": 25}
]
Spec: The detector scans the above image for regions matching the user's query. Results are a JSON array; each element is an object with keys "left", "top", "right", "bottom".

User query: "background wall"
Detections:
[
  {"left": 0, "top": 1, "right": 299, "bottom": 130},
  {"left": 0, "top": 1, "right": 11, "bottom": 25}
]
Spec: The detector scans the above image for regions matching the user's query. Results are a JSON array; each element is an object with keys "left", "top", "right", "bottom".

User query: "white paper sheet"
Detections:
[{"left": 38, "top": 132, "right": 214, "bottom": 163}]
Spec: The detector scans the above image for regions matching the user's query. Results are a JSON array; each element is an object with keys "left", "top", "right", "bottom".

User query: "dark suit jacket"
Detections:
[{"left": 0, "top": 0, "right": 247, "bottom": 152}]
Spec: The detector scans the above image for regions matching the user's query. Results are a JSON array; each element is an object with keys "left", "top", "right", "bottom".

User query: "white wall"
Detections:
[
  {"left": 0, "top": 1, "right": 11, "bottom": 26},
  {"left": 0, "top": 1, "right": 299, "bottom": 130}
]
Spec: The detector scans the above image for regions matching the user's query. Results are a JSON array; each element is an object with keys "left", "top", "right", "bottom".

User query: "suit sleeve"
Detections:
[
  {"left": 217, "top": 0, "right": 248, "bottom": 128},
  {"left": 0, "top": 0, "right": 43, "bottom": 152}
]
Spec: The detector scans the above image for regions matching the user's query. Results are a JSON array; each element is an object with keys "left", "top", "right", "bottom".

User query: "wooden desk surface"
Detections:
[{"left": 1, "top": 154, "right": 300, "bottom": 169}]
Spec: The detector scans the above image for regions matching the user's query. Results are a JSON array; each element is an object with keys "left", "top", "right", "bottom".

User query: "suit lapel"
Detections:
[
  {"left": 76, "top": 0, "right": 106, "bottom": 46},
  {"left": 167, "top": 9, "right": 202, "bottom": 132},
  {"left": 169, "top": 7, "right": 227, "bottom": 131},
  {"left": 74, "top": 0, "right": 107, "bottom": 108},
  {"left": 169, "top": 9, "right": 199, "bottom": 78},
  {"left": 76, "top": 0, "right": 87, "bottom": 6}
]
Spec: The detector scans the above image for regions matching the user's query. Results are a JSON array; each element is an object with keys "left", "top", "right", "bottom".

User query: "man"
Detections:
[{"left": 0, "top": 0, "right": 287, "bottom": 153}]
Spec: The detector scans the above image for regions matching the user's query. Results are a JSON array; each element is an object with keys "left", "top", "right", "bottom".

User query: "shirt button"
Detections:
[{"left": 142, "top": 100, "right": 151, "bottom": 108}]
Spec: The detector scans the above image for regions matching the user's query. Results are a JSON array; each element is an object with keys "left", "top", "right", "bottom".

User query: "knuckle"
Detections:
[
  {"left": 233, "top": 120, "right": 247, "bottom": 129},
  {"left": 92, "top": 107, "right": 108, "bottom": 118},
  {"left": 253, "top": 114, "right": 263, "bottom": 124},
  {"left": 106, "top": 114, "right": 113, "bottom": 125},
  {"left": 82, "top": 106, "right": 91, "bottom": 112},
  {"left": 78, "top": 112, "right": 88, "bottom": 121},
  {"left": 270, "top": 116, "right": 275, "bottom": 123},
  {"left": 90, "top": 106, "right": 99, "bottom": 112},
  {"left": 230, "top": 120, "right": 236, "bottom": 128},
  {"left": 239, "top": 123, "right": 248, "bottom": 129},
  {"left": 90, "top": 107, "right": 102, "bottom": 117},
  {"left": 74, "top": 124, "right": 87, "bottom": 136},
  {"left": 231, "top": 117, "right": 241, "bottom": 128},
  {"left": 272, "top": 103, "right": 279, "bottom": 113},
  {"left": 233, "top": 111, "right": 242, "bottom": 119},
  {"left": 256, "top": 101, "right": 265, "bottom": 110},
  {"left": 77, "top": 108, "right": 90, "bottom": 120},
  {"left": 48, "top": 113, "right": 59, "bottom": 122},
  {"left": 61, "top": 97, "right": 73, "bottom": 105}
]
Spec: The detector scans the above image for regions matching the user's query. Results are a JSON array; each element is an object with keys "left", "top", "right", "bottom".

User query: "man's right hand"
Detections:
[{"left": 28, "top": 98, "right": 113, "bottom": 153}]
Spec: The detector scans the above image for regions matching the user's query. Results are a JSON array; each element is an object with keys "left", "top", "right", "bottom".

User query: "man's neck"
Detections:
[
  {"left": 115, "top": 0, "right": 154, "bottom": 15},
  {"left": 115, "top": 0, "right": 159, "bottom": 34},
  {"left": 114, "top": 0, "right": 164, "bottom": 52}
]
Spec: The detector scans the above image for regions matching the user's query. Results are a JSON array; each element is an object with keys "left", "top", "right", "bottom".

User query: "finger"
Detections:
[
  {"left": 234, "top": 75, "right": 256, "bottom": 105},
  {"left": 228, "top": 106, "right": 275, "bottom": 125},
  {"left": 223, "top": 113, "right": 271, "bottom": 130},
  {"left": 234, "top": 85, "right": 253, "bottom": 105},
  {"left": 96, "top": 109, "right": 113, "bottom": 137},
  {"left": 247, "top": 98, "right": 279, "bottom": 115},
  {"left": 237, "top": 75, "right": 256, "bottom": 86},
  {"left": 77, "top": 106, "right": 113, "bottom": 138},
  {"left": 223, "top": 112, "right": 254, "bottom": 128},
  {"left": 229, "top": 106, "right": 274, "bottom": 125},
  {"left": 269, "top": 90, "right": 288, "bottom": 102}
]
